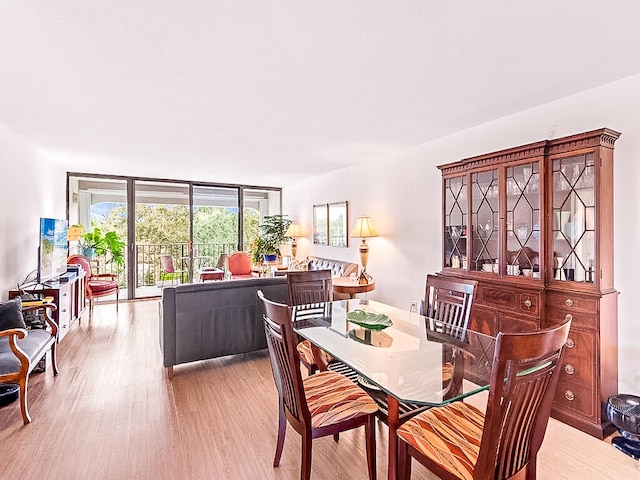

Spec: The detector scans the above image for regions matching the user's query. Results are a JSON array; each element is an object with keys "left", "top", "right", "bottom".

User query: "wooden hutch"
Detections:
[{"left": 437, "top": 128, "right": 619, "bottom": 438}]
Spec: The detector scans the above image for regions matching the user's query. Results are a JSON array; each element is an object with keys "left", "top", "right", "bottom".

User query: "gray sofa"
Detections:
[{"left": 160, "top": 276, "right": 288, "bottom": 370}]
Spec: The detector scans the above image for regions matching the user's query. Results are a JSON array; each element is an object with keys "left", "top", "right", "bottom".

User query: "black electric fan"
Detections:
[{"left": 606, "top": 394, "right": 640, "bottom": 459}]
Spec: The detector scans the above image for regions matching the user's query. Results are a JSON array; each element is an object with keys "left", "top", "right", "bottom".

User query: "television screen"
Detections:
[{"left": 38, "top": 218, "right": 68, "bottom": 283}]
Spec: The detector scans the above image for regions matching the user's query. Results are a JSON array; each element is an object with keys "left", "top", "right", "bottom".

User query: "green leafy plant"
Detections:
[
  {"left": 79, "top": 227, "right": 126, "bottom": 266},
  {"left": 250, "top": 215, "right": 291, "bottom": 263}
]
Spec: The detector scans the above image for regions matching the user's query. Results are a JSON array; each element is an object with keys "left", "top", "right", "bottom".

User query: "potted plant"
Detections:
[
  {"left": 250, "top": 215, "right": 291, "bottom": 263},
  {"left": 79, "top": 227, "right": 126, "bottom": 267}
]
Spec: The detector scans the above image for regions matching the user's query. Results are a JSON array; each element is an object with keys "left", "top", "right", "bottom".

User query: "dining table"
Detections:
[{"left": 293, "top": 299, "right": 496, "bottom": 480}]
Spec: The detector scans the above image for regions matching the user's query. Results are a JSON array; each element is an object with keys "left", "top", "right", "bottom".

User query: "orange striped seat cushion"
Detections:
[
  {"left": 396, "top": 401, "right": 485, "bottom": 480},
  {"left": 296, "top": 339, "right": 331, "bottom": 366},
  {"left": 303, "top": 370, "right": 378, "bottom": 429}
]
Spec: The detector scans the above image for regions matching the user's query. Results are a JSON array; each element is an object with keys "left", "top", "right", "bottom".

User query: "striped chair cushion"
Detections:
[
  {"left": 296, "top": 339, "right": 331, "bottom": 366},
  {"left": 396, "top": 401, "right": 485, "bottom": 480},
  {"left": 303, "top": 370, "right": 378, "bottom": 429}
]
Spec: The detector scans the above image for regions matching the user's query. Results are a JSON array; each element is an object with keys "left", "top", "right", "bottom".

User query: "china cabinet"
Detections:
[{"left": 437, "top": 128, "right": 620, "bottom": 438}]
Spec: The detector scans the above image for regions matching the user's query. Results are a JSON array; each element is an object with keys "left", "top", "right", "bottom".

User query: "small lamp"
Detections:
[
  {"left": 350, "top": 216, "right": 378, "bottom": 284},
  {"left": 285, "top": 222, "right": 303, "bottom": 258}
]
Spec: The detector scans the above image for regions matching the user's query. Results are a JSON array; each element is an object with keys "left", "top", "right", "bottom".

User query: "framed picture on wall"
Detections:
[
  {"left": 313, "top": 204, "right": 328, "bottom": 245},
  {"left": 328, "top": 201, "right": 348, "bottom": 247}
]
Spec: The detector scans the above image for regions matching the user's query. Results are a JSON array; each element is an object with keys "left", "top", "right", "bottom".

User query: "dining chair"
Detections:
[
  {"left": 396, "top": 317, "right": 572, "bottom": 480},
  {"left": 287, "top": 270, "right": 333, "bottom": 375},
  {"left": 423, "top": 274, "right": 477, "bottom": 341},
  {"left": 159, "top": 255, "right": 185, "bottom": 287},
  {"left": 337, "top": 274, "right": 479, "bottom": 426},
  {"left": 257, "top": 290, "right": 378, "bottom": 480}
]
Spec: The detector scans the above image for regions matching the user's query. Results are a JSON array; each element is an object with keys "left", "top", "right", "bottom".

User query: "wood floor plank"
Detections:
[{"left": 0, "top": 299, "right": 637, "bottom": 479}]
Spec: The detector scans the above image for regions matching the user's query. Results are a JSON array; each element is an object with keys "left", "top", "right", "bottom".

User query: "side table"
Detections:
[{"left": 332, "top": 277, "right": 376, "bottom": 299}]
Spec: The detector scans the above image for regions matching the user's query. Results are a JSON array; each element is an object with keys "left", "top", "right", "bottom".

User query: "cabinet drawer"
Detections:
[
  {"left": 519, "top": 292, "right": 540, "bottom": 316},
  {"left": 500, "top": 313, "right": 539, "bottom": 333},
  {"left": 545, "top": 308, "right": 597, "bottom": 329},
  {"left": 553, "top": 378, "right": 596, "bottom": 419},
  {"left": 546, "top": 291, "right": 599, "bottom": 313},
  {"left": 479, "top": 286, "right": 517, "bottom": 309},
  {"left": 560, "top": 329, "right": 596, "bottom": 385},
  {"left": 469, "top": 305, "right": 498, "bottom": 336}
]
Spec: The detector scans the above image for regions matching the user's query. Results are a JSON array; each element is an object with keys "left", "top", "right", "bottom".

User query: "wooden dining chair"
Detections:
[
  {"left": 257, "top": 290, "right": 378, "bottom": 480},
  {"left": 396, "top": 317, "right": 572, "bottom": 480},
  {"left": 287, "top": 270, "right": 333, "bottom": 375},
  {"left": 423, "top": 274, "right": 477, "bottom": 341},
  {"left": 338, "top": 274, "right": 479, "bottom": 426}
]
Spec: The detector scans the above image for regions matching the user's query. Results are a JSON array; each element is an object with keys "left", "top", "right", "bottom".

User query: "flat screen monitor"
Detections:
[{"left": 38, "top": 217, "right": 68, "bottom": 284}]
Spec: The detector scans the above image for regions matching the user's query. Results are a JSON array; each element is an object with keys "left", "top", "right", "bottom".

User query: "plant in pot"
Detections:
[
  {"left": 251, "top": 215, "right": 291, "bottom": 264},
  {"left": 79, "top": 227, "right": 126, "bottom": 267}
]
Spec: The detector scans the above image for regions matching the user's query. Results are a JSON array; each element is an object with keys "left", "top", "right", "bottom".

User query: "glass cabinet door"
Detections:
[
  {"left": 471, "top": 169, "right": 499, "bottom": 273},
  {"left": 444, "top": 176, "right": 467, "bottom": 269},
  {"left": 551, "top": 153, "right": 596, "bottom": 283},
  {"left": 505, "top": 162, "right": 541, "bottom": 278}
]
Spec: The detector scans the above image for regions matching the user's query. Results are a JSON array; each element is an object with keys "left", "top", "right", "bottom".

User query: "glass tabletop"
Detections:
[{"left": 293, "top": 299, "right": 496, "bottom": 406}]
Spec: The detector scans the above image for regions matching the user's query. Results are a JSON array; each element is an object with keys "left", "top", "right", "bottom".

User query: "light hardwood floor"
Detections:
[{"left": 1, "top": 299, "right": 638, "bottom": 479}]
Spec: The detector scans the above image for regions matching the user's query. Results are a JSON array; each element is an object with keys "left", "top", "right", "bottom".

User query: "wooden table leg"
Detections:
[{"left": 387, "top": 395, "right": 400, "bottom": 480}]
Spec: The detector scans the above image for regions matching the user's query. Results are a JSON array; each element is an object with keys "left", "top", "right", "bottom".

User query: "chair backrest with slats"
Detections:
[
  {"left": 473, "top": 318, "right": 571, "bottom": 479},
  {"left": 287, "top": 270, "right": 333, "bottom": 306},
  {"left": 423, "top": 274, "right": 477, "bottom": 340},
  {"left": 258, "top": 290, "right": 311, "bottom": 430}
]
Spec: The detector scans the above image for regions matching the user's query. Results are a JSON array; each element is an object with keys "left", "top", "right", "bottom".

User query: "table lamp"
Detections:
[
  {"left": 285, "top": 222, "right": 303, "bottom": 258},
  {"left": 350, "top": 216, "right": 378, "bottom": 284}
]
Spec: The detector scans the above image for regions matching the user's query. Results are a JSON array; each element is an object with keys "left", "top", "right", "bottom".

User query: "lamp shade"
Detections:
[
  {"left": 350, "top": 216, "right": 378, "bottom": 238},
  {"left": 67, "top": 225, "right": 84, "bottom": 241},
  {"left": 285, "top": 222, "right": 303, "bottom": 238}
]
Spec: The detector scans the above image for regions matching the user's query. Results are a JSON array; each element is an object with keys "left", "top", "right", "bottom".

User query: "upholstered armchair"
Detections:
[
  {"left": 228, "top": 252, "right": 253, "bottom": 279},
  {"left": 67, "top": 254, "right": 119, "bottom": 314}
]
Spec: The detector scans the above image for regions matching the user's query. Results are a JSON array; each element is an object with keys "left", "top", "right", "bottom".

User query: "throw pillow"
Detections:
[{"left": 0, "top": 297, "right": 27, "bottom": 331}]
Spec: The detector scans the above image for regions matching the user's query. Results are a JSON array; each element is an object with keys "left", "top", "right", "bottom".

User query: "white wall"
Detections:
[
  {"left": 283, "top": 73, "right": 640, "bottom": 395},
  {"left": 0, "top": 124, "right": 67, "bottom": 299}
]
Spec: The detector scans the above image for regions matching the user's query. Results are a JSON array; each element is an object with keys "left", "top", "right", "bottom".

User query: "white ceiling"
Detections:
[{"left": 2, "top": 1, "right": 640, "bottom": 187}]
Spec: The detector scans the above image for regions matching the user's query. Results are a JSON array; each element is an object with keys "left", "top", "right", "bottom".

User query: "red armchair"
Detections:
[
  {"left": 228, "top": 252, "right": 253, "bottom": 279},
  {"left": 67, "top": 254, "right": 119, "bottom": 315}
]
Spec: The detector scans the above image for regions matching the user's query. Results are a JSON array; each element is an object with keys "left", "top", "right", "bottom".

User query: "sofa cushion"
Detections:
[{"left": 0, "top": 297, "right": 26, "bottom": 331}]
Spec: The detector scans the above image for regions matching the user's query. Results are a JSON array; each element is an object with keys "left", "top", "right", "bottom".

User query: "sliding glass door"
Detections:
[
  {"left": 134, "top": 180, "right": 190, "bottom": 298},
  {"left": 192, "top": 185, "right": 239, "bottom": 280},
  {"left": 67, "top": 176, "right": 128, "bottom": 297},
  {"left": 68, "top": 173, "right": 281, "bottom": 299}
]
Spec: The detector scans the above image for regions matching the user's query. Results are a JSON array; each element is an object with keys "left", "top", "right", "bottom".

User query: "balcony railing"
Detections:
[{"left": 95, "top": 242, "right": 237, "bottom": 288}]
